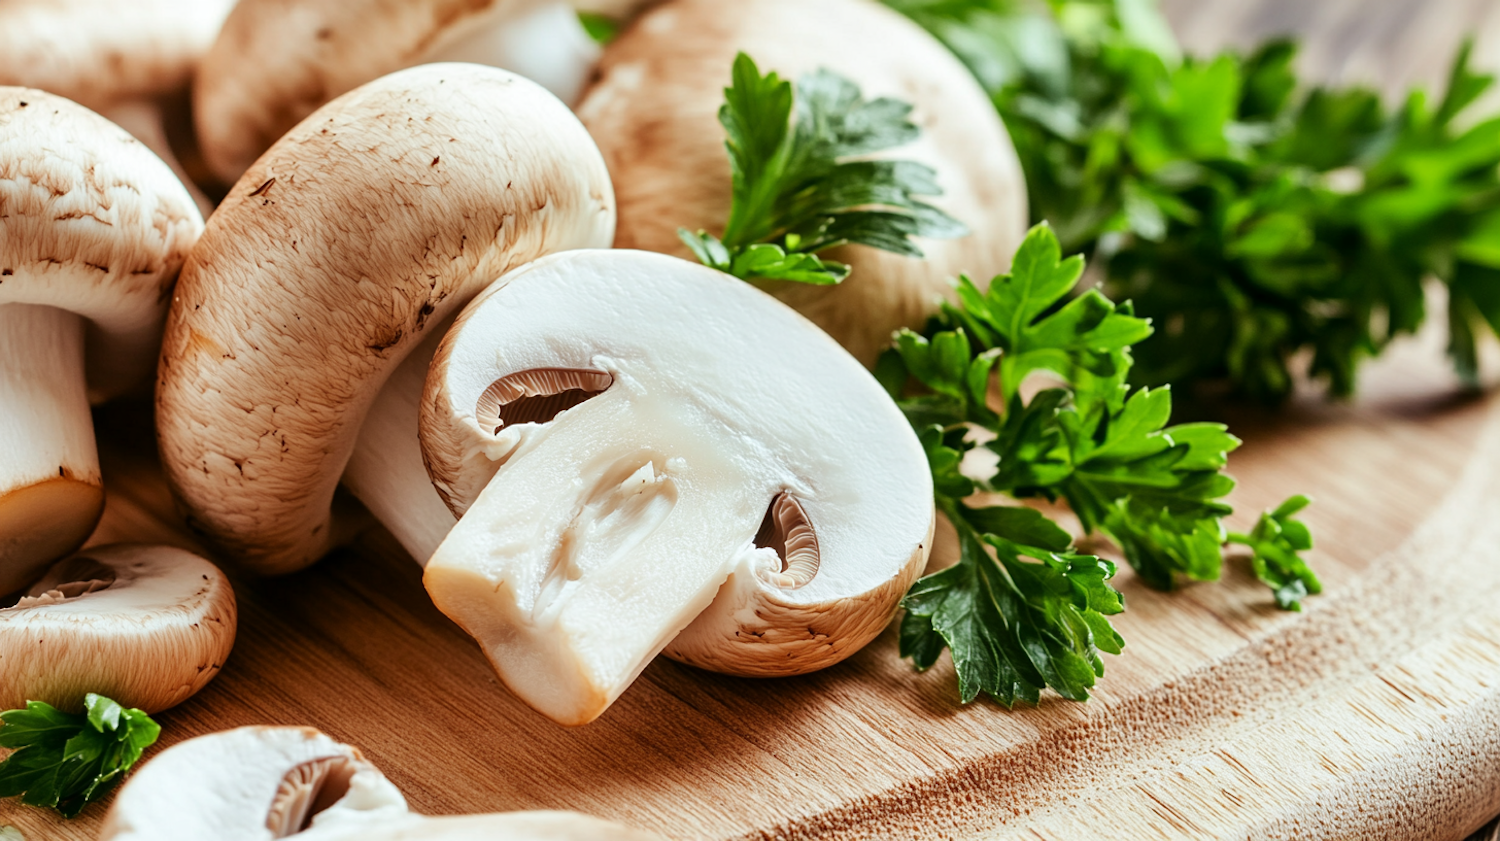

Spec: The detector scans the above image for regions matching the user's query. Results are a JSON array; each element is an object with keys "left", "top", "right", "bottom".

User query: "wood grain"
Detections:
[{"left": 7, "top": 2, "right": 1500, "bottom": 840}]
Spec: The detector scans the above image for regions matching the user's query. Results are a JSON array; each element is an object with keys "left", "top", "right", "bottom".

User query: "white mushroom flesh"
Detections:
[
  {"left": 426, "top": 2, "right": 601, "bottom": 107},
  {"left": 0, "top": 544, "right": 237, "bottom": 713},
  {"left": 420, "top": 249, "right": 932, "bottom": 724}
]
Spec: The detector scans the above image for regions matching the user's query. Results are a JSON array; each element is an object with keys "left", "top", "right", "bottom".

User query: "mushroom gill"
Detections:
[
  {"left": 477, "top": 368, "right": 614, "bottom": 432},
  {"left": 266, "top": 755, "right": 361, "bottom": 837},
  {"left": 14, "top": 553, "right": 117, "bottom": 607},
  {"left": 754, "top": 492, "right": 820, "bottom": 590}
]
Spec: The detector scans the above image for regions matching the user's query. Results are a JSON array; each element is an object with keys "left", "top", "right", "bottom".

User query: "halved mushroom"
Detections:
[
  {"left": 196, "top": 0, "right": 603, "bottom": 185},
  {"left": 0, "top": 544, "right": 236, "bottom": 714},
  {"left": 575, "top": 0, "right": 1028, "bottom": 367},
  {"left": 0, "top": 89, "right": 204, "bottom": 594},
  {"left": 100, "top": 726, "right": 666, "bottom": 841},
  {"left": 419, "top": 249, "right": 933, "bottom": 725},
  {"left": 157, "top": 64, "right": 614, "bottom": 575},
  {"left": 0, "top": 0, "right": 236, "bottom": 217}
]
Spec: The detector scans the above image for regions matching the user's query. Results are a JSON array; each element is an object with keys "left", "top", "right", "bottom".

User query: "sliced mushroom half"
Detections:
[
  {"left": 420, "top": 249, "right": 933, "bottom": 725},
  {"left": 0, "top": 544, "right": 237, "bottom": 713}
]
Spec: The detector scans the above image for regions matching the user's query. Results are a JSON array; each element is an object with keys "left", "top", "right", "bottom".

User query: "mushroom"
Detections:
[
  {"left": 0, "top": 543, "right": 236, "bottom": 714},
  {"left": 419, "top": 249, "right": 933, "bottom": 725},
  {"left": 574, "top": 0, "right": 1029, "bottom": 367},
  {"left": 196, "top": 0, "right": 604, "bottom": 186},
  {"left": 0, "top": 0, "right": 236, "bottom": 217},
  {"left": 156, "top": 63, "right": 614, "bottom": 575},
  {"left": 0, "top": 88, "right": 204, "bottom": 595},
  {"left": 100, "top": 726, "right": 667, "bottom": 840}
]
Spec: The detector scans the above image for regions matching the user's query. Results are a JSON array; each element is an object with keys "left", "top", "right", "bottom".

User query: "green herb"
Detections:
[
  {"left": 889, "top": 0, "right": 1500, "bottom": 403},
  {"left": 576, "top": 11, "right": 620, "bottom": 45},
  {"left": 882, "top": 223, "right": 1319, "bottom": 703},
  {"left": 0, "top": 695, "right": 160, "bottom": 817},
  {"left": 680, "top": 52, "right": 968, "bottom": 285}
]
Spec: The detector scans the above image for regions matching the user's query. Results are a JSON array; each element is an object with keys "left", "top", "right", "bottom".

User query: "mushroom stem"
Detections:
[
  {"left": 0, "top": 304, "right": 103, "bottom": 595},
  {"left": 425, "top": 1, "right": 600, "bottom": 106},
  {"left": 343, "top": 323, "right": 457, "bottom": 566}
]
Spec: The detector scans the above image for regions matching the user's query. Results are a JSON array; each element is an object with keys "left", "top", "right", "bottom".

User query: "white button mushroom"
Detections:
[
  {"left": 575, "top": 0, "right": 1030, "bottom": 367},
  {"left": 100, "top": 726, "right": 666, "bottom": 841},
  {"left": 0, "top": 544, "right": 236, "bottom": 714},
  {"left": 419, "top": 249, "right": 933, "bottom": 725},
  {"left": 195, "top": 0, "right": 605, "bottom": 185},
  {"left": 0, "top": 89, "right": 204, "bottom": 594},
  {"left": 0, "top": 0, "right": 237, "bottom": 217},
  {"left": 157, "top": 64, "right": 614, "bottom": 575}
]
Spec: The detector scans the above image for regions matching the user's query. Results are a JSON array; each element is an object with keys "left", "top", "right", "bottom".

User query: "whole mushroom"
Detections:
[
  {"left": 0, "top": 544, "right": 236, "bottom": 713},
  {"left": 420, "top": 249, "right": 933, "bottom": 725},
  {"left": 0, "top": 88, "right": 204, "bottom": 594},
  {"left": 100, "top": 726, "right": 667, "bottom": 840},
  {"left": 157, "top": 64, "right": 614, "bottom": 575},
  {"left": 196, "top": 0, "right": 604, "bottom": 185},
  {"left": 575, "top": 0, "right": 1029, "bottom": 366},
  {"left": 0, "top": 0, "right": 236, "bottom": 216}
]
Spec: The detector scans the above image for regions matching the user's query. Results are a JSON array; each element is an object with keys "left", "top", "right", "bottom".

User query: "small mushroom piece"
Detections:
[
  {"left": 0, "top": 544, "right": 236, "bottom": 714},
  {"left": 575, "top": 0, "right": 1028, "bottom": 367},
  {"left": 157, "top": 64, "right": 614, "bottom": 575},
  {"left": 101, "top": 726, "right": 666, "bottom": 841},
  {"left": 0, "top": 89, "right": 204, "bottom": 594},
  {"left": 99, "top": 726, "right": 409, "bottom": 841},
  {"left": 420, "top": 249, "right": 933, "bottom": 725},
  {"left": 196, "top": 0, "right": 602, "bottom": 185}
]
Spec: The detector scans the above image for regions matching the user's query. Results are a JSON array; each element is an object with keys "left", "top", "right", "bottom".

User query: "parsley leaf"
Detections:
[
  {"left": 0, "top": 695, "right": 160, "bottom": 817},
  {"left": 680, "top": 52, "right": 968, "bottom": 285},
  {"left": 890, "top": 0, "right": 1500, "bottom": 402},
  {"left": 1229, "top": 495, "right": 1321, "bottom": 610},
  {"left": 884, "top": 223, "right": 1316, "bottom": 704}
]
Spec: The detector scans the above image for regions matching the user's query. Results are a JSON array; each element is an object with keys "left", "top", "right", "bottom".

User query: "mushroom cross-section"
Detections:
[
  {"left": 575, "top": 0, "right": 1028, "bottom": 367},
  {"left": 156, "top": 63, "right": 615, "bottom": 575},
  {"left": 100, "top": 726, "right": 669, "bottom": 840},
  {"left": 419, "top": 249, "right": 933, "bottom": 725},
  {"left": 0, "top": 543, "right": 237, "bottom": 714},
  {"left": 0, "top": 88, "right": 204, "bottom": 594},
  {"left": 196, "top": 0, "right": 603, "bottom": 185}
]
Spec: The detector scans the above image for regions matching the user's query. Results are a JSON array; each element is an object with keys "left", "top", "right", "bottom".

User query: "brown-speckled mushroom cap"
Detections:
[
  {"left": 157, "top": 63, "right": 615, "bottom": 575},
  {"left": 0, "top": 543, "right": 237, "bottom": 714},
  {"left": 0, "top": 88, "right": 204, "bottom": 401},
  {"left": 195, "top": 0, "right": 601, "bottom": 185},
  {"left": 0, "top": 0, "right": 234, "bottom": 111},
  {"left": 419, "top": 249, "right": 932, "bottom": 724},
  {"left": 576, "top": 0, "right": 1028, "bottom": 367}
]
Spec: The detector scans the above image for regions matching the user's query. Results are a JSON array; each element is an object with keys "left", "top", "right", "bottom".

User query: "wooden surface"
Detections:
[{"left": 9, "top": 2, "right": 1500, "bottom": 840}]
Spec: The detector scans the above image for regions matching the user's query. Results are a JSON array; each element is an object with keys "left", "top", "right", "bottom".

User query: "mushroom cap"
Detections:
[
  {"left": 100, "top": 726, "right": 408, "bottom": 841},
  {"left": 0, "top": 543, "right": 237, "bottom": 714},
  {"left": 0, "top": 88, "right": 205, "bottom": 402},
  {"left": 420, "top": 249, "right": 932, "bottom": 724},
  {"left": 575, "top": 0, "right": 1028, "bottom": 367},
  {"left": 157, "top": 64, "right": 614, "bottom": 575},
  {"left": 195, "top": 0, "right": 593, "bottom": 184},
  {"left": 0, "top": 0, "right": 234, "bottom": 111}
]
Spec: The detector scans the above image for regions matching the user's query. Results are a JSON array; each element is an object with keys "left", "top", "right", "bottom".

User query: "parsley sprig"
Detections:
[
  {"left": 680, "top": 52, "right": 968, "bottom": 285},
  {"left": 0, "top": 695, "right": 160, "bottom": 817},
  {"left": 890, "top": 0, "right": 1500, "bottom": 403},
  {"left": 882, "top": 223, "right": 1321, "bottom": 704}
]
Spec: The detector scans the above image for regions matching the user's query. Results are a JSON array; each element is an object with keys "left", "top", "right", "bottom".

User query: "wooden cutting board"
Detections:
[{"left": 8, "top": 2, "right": 1500, "bottom": 840}]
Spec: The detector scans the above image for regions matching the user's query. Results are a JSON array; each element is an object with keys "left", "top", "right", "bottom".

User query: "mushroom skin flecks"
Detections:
[
  {"left": 196, "top": 0, "right": 601, "bottom": 185},
  {"left": 575, "top": 0, "right": 1029, "bottom": 367},
  {"left": 157, "top": 63, "right": 614, "bottom": 575},
  {"left": 0, "top": 544, "right": 237, "bottom": 714},
  {"left": 100, "top": 726, "right": 668, "bottom": 841},
  {"left": 420, "top": 250, "right": 933, "bottom": 725},
  {"left": 0, "top": 88, "right": 203, "bottom": 594}
]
